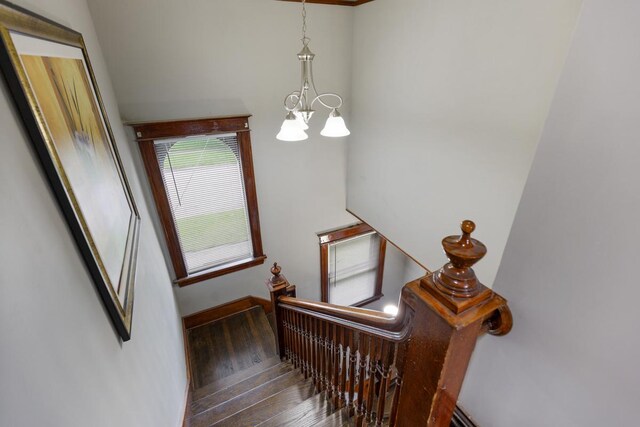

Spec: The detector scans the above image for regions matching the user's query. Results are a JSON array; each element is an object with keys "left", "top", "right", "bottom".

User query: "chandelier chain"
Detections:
[{"left": 301, "top": 0, "right": 309, "bottom": 45}]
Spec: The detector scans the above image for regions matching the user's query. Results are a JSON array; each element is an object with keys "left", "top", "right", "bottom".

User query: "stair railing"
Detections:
[{"left": 267, "top": 220, "right": 512, "bottom": 427}]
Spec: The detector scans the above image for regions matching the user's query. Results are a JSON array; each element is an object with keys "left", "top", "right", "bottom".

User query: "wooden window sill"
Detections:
[
  {"left": 351, "top": 294, "right": 384, "bottom": 308},
  {"left": 175, "top": 255, "right": 267, "bottom": 287}
]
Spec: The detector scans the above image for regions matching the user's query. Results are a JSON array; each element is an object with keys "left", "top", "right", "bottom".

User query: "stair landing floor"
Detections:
[
  {"left": 184, "top": 305, "right": 357, "bottom": 427},
  {"left": 187, "top": 305, "right": 277, "bottom": 389}
]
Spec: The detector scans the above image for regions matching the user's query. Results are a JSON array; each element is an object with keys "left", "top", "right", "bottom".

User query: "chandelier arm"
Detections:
[
  {"left": 309, "top": 66, "right": 342, "bottom": 109},
  {"left": 311, "top": 92, "right": 344, "bottom": 110},
  {"left": 283, "top": 92, "right": 303, "bottom": 112}
]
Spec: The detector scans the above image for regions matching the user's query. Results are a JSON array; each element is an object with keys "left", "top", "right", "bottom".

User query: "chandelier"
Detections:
[{"left": 276, "top": 0, "right": 350, "bottom": 141}]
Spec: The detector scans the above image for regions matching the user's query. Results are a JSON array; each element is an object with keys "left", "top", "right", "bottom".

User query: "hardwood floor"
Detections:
[{"left": 187, "top": 306, "right": 277, "bottom": 389}]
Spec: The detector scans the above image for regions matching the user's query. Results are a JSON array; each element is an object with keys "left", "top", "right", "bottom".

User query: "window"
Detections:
[
  {"left": 318, "top": 223, "right": 386, "bottom": 306},
  {"left": 132, "top": 116, "right": 265, "bottom": 286}
]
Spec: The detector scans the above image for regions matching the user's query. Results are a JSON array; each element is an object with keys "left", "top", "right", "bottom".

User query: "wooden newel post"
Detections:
[
  {"left": 395, "top": 220, "right": 512, "bottom": 427},
  {"left": 266, "top": 262, "right": 296, "bottom": 359}
]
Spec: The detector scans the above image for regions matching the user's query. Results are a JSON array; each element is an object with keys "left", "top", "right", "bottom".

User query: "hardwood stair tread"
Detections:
[
  {"left": 190, "top": 370, "right": 305, "bottom": 427},
  {"left": 256, "top": 391, "right": 333, "bottom": 427},
  {"left": 210, "top": 380, "right": 316, "bottom": 427},
  {"left": 191, "top": 362, "right": 293, "bottom": 415},
  {"left": 314, "top": 408, "right": 351, "bottom": 427},
  {"left": 192, "top": 355, "right": 281, "bottom": 401}
]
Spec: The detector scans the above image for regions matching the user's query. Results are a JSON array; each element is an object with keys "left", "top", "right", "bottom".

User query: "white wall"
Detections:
[
  {"left": 347, "top": 0, "right": 583, "bottom": 285},
  {"left": 86, "top": 0, "right": 356, "bottom": 315},
  {"left": 459, "top": 1, "right": 640, "bottom": 424},
  {"left": 0, "top": 0, "right": 187, "bottom": 426}
]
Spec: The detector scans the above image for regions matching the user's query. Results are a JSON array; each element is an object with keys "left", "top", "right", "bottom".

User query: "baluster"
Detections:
[
  {"left": 317, "top": 318, "right": 324, "bottom": 390},
  {"left": 316, "top": 318, "right": 322, "bottom": 388},
  {"left": 388, "top": 369, "right": 402, "bottom": 427},
  {"left": 325, "top": 321, "right": 331, "bottom": 393},
  {"left": 293, "top": 311, "right": 301, "bottom": 370},
  {"left": 338, "top": 326, "right": 348, "bottom": 409},
  {"left": 302, "top": 316, "right": 308, "bottom": 373},
  {"left": 283, "top": 309, "right": 290, "bottom": 361},
  {"left": 319, "top": 320, "right": 327, "bottom": 393},
  {"left": 311, "top": 317, "right": 319, "bottom": 387},
  {"left": 347, "top": 330, "right": 358, "bottom": 415},
  {"left": 284, "top": 310, "right": 296, "bottom": 366},
  {"left": 299, "top": 313, "right": 306, "bottom": 377},
  {"left": 291, "top": 311, "right": 298, "bottom": 369},
  {"left": 293, "top": 310, "right": 301, "bottom": 368},
  {"left": 374, "top": 340, "right": 394, "bottom": 426},
  {"left": 386, "top": 344, "right": 401, "bottom": 427},
  {"left": 326, "top": 322, "right": 335, "bottom": 401},
  {"left": 300, "top": 313, "right": 307, "bottom": 374},
  {"left": 365, "top": 336, "right": 381, "bottom": 424},
  {"left": 332, "top": 324, "right": 341, "bottom": 408},
  {"left": 309, "top": 315, "right": 316, "bottom": 382},
  {"left": 355, "top": 333, "right": 369, "bottom": 426},
  {"left": 327, "top": 322, "right": 335, "bottom": 395},
  {"left": 307, "top": 316, "right": 314, "bottom": 383},
  {"left": 290, "top": 310, "right": 299, "bottom": 368},
  {"left": 304, "top": 314, "right": 311, "bottom": 379}
]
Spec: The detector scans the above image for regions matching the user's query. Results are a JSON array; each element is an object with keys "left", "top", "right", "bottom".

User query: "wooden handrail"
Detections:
[
  {"left": 278, "top": 298, "right": 413, "bottom": 341},
  {"left": 267, "top": 220, "right": 513, "bottom": 427},
  {"left": 278, "top": 296, "right": 411, "bottom": 342}
]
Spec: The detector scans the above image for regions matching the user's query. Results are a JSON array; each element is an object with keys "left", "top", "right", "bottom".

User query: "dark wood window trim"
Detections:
[
  {"left": 317, "top": 223, "right": 386, "bottom": 306},
  {"left": 130, "top": 115, "right": 265, "bottom": 286}
]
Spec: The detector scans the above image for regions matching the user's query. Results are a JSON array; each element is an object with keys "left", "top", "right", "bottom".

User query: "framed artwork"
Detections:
[{"left": 0, "top": 1, "right": 140, "bottom": 340}]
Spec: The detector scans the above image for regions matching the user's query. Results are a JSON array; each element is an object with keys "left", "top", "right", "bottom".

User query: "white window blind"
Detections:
[
  {"left": 328, "top": 232, "right": 380, "bottom": 306},
  {"left": 154, "top": 134, "right": 253, "bottom": 273}
]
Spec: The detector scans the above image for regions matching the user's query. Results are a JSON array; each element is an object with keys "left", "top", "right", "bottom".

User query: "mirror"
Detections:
[{"left": 317, "top": 222, "right": 428, "bottom": 312}]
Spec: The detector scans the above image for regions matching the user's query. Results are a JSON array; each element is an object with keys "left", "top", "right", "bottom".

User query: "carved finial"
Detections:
[
  {"left": 433, "top": 220, "right": 487, "bottom": 298},
  {"left": 271, "top": 262, "right": 282, "bottom": 277},
  {"left": 269, "top": 262, "right": 286, "bottom": 286},
  {"left": 460, "top": 220, "right": 475, "bottom": 245}
]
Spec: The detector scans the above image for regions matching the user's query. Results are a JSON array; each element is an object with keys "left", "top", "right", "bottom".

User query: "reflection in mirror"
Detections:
[
  {"left": 317, "top": 222, "right": 427, "bottom": 312},
  {"left": 360, "top": 239, "right": 427, "bottom": 312},
  {"left": 328, "top": 230, "right": 382, "bottom": 306}
]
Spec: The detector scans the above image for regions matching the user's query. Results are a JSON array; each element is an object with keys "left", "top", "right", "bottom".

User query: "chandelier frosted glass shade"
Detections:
[
  {"left": 276, "top": 111, "right": 308, "bottom": 141},
  {"left": 277, "top": 0, "right": 349, "bottom": 141},
  {"left": 294, "top": 111, "right": 310, "bottom": 130},
  {"left": 321, "top": 109, "right": 350, "bottom": 137}
]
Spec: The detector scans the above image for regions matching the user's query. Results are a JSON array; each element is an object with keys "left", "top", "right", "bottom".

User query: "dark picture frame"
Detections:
[{"left": 0, "top": 1, "right": 140, "bottom": 340}]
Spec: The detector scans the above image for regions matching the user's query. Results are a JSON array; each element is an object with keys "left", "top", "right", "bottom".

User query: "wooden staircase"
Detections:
[
  {"left": 185, "top": 221, "right": 512, "bottom": 427},
  {"left": 185, "top": 307, "right": 357, "bottom": 426}
]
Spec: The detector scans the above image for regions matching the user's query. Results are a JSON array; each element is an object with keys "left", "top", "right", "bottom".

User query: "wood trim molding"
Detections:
[
  {"left": 278, "top": 0, "right": 375, "bottom": 6},
  {"left": 375, "top": 237, "right": 387, "bottom": 297},
  {"left": 319, "top": 243, "right": 329, "bottom": 302},
  {"left": 181, "top": 320, "right": 192, "bottom": 385},
  {"left": 317, "top": 222, "right": 373, "bottom": 244},
  {"left": 128, "top": 115, "right": 251, "bottom": 141},
  {"left": 175, "top": 256, "right": 267, "bottom": 288},
  {"left": 351, "top": 293, "right": 384, "bottom": 308},
  {"left": 138, "top": 140, "right": 188, "bottom": 278},
  {"left": 180, "top": 380, "right": 192, "bottom": 427},
  {"left": 346, "top": 208, "right": 431, "bottom": 273},
  {"left": 183, "top": 296, "right": 273, "bottom": 330},
  {"left": 237, "top": 131, "right": 264, "bottom": 259}
]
